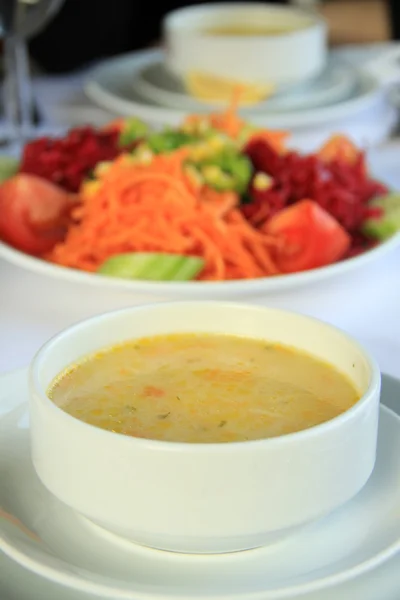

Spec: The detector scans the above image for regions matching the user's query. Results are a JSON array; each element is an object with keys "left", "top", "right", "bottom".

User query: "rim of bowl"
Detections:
[
  {"left": 163, "top": 2, "right": 326, "bottom": 39},
  {"left": 29, "top": 301, "right": 381, "bottom": 453}
]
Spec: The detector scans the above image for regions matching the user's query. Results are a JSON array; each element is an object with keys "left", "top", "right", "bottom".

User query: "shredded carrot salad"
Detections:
[
  {"left": 48, "top": 150, "right": 280, "bottom": 280},
  {"left": 43, "top": 98, "right": 381, "bottom": 281}
]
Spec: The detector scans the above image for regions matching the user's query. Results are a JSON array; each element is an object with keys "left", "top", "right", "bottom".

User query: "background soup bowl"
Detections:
[
  {"left": 163, "top": 3, "right": 328, "bottom": 91},
  {"left": 29, "top": 301, "right": 380, "bottom": 554}
]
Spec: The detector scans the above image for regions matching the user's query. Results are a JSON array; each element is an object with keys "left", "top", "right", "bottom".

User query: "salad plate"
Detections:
[
  {"left": 0, "top": 130, "right": 399, "bottom": 300},
  {"left": 2, "top": 368, "right": 400, "bottom": 599},
  {"left": 0, "top": 231, "right": 399, "bottom": 300}
]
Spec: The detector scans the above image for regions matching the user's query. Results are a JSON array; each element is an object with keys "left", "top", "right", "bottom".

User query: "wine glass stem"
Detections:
[{"left": 3, "top": 33, "right": 34, "bottom": 147}]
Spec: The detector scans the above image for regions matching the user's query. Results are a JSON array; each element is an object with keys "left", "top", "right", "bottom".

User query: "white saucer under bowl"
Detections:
[
  {"left": 2, "top": 369, "right": 400, "bottom": 599},
  {"left": 84, "top": 49, "right": 389, "bottom": 130},
  {"left": 134, "top": 56, "right": 357, "bottom": 113}
]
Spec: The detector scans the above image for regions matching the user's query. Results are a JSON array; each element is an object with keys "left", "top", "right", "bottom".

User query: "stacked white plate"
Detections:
[
  {"left": 84, "top": 47, "right": 400, "bottom": 151},
  {"left": 3, "top": 369, "right": 400, "bottom": 599}
]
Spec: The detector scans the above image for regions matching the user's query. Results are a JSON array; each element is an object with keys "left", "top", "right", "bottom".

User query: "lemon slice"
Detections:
[{"left": 184, "top": 71, "right": 275, "bottom": 106}]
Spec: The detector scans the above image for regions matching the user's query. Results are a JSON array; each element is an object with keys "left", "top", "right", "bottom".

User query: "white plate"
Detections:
[
  {"left": 0, "top": 126, "right": 399, "bottom": 301},
  {"left": 84, "top": 49, "right": 387, "bottom": 129},
  {"left": 135, "top": 56, "right": 357, "bottom": 113},
  {"left": 2, "top": 369, "right": 400, "bottom": 599},
  {"left": 0, "top": 233, "right": 399, "bottom": 300}
]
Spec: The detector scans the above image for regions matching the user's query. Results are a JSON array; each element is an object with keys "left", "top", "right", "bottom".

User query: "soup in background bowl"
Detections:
[
  {"left": 204, "top": 24, "right": 306, "bottom": 36},
  {"left": 29, "top": 301, "right": 380, "bottom": 554}
]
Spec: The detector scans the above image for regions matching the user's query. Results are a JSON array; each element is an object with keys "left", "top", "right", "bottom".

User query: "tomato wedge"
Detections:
[
  {"left": 0, "top": 174, "right": 77, "bottom": 255},
  {"left": 263, "top": 199, "right": 351, "bottom": 274}
]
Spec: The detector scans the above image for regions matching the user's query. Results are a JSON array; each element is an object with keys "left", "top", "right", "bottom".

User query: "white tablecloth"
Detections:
[{"left": 1, "top": 43, "right": 400, "bottom": 600}]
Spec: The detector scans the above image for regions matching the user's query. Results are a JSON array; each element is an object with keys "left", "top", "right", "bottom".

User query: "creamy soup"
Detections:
[
  {"left": 48, "top": 333, "right": 359, "bottom": 443},
  {"left": 204, "top": 23, "right": 304, "bottom": 36}
]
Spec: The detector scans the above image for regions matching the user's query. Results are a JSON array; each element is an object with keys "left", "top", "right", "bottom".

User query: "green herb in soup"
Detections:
[{"left": 47, "top": 333, "right": 359, "bottom": 443}]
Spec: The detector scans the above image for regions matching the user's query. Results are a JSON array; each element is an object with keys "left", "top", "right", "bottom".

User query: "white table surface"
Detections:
[{"left": 1, "top": 43, "right": 400, "bottom": 600}]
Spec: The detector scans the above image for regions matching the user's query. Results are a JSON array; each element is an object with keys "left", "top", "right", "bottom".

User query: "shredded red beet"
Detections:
[
  {"left": 243, "top": 139, "right": 388, "bottom": 234},
  {"left": 19, "top": 127, "right": 123, "bottom": 193},
  {"left": 345, "top": 231, "right": 379, "bottom": 258}
]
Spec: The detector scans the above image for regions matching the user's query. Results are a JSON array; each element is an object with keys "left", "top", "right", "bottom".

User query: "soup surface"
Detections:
[
  {"left": 204, "top": 24, "right": 302, "bottom": 36},
  {"left": 48, "top": 333, "right": 359, "bottom": 443}
]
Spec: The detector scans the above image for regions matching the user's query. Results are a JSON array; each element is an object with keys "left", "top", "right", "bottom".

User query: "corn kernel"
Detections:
[
  {"left": 209, "top": 136, "right": 225, "bottom": 152},
  {"left": 137, "top": 149, "right": 153, "bottom": 165},
  {"left": 253, "top": 172, "right": 272, "bottom": 191},
  {"left": 189, "top": 143, "right": 209, "bottom": 161},
  {"left": 82, "top": 181, "right": 101, "bottom": 197},
  {"left": 202, "top": 165, "right": 221, "bottom": 180},
  {"left": 94, "top": 161, "right": 111, "bottom": 177}
]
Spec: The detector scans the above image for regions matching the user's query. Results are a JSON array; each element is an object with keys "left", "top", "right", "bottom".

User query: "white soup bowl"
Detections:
[
  {"left": 163, "top": 3, "right": 328, "bottom": 90},
  {"left": 29, "top": 301, "right": 380, "bottom": 554}
]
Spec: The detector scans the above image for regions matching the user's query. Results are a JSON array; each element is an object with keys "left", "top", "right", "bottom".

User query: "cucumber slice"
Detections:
[
  {"left": 97, "top": 253, "right": 204, "bottom": 281},
  {"left": 0, "top": 156, "right": 19, "bottom": 183},
  {"left": 363, "top": 193, "right": 400, "bottom": 241},
  {"left": 168, "top": 258, "right": 202, "bottom": 281}
]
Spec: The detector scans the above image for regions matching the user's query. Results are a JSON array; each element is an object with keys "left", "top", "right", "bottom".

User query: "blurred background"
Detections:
[
  {"left": 23, "top": 0, "right": 399, "bottom": 73},
  {"left": 0, "top": 0, "right": 399, "bottom": 149}
]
